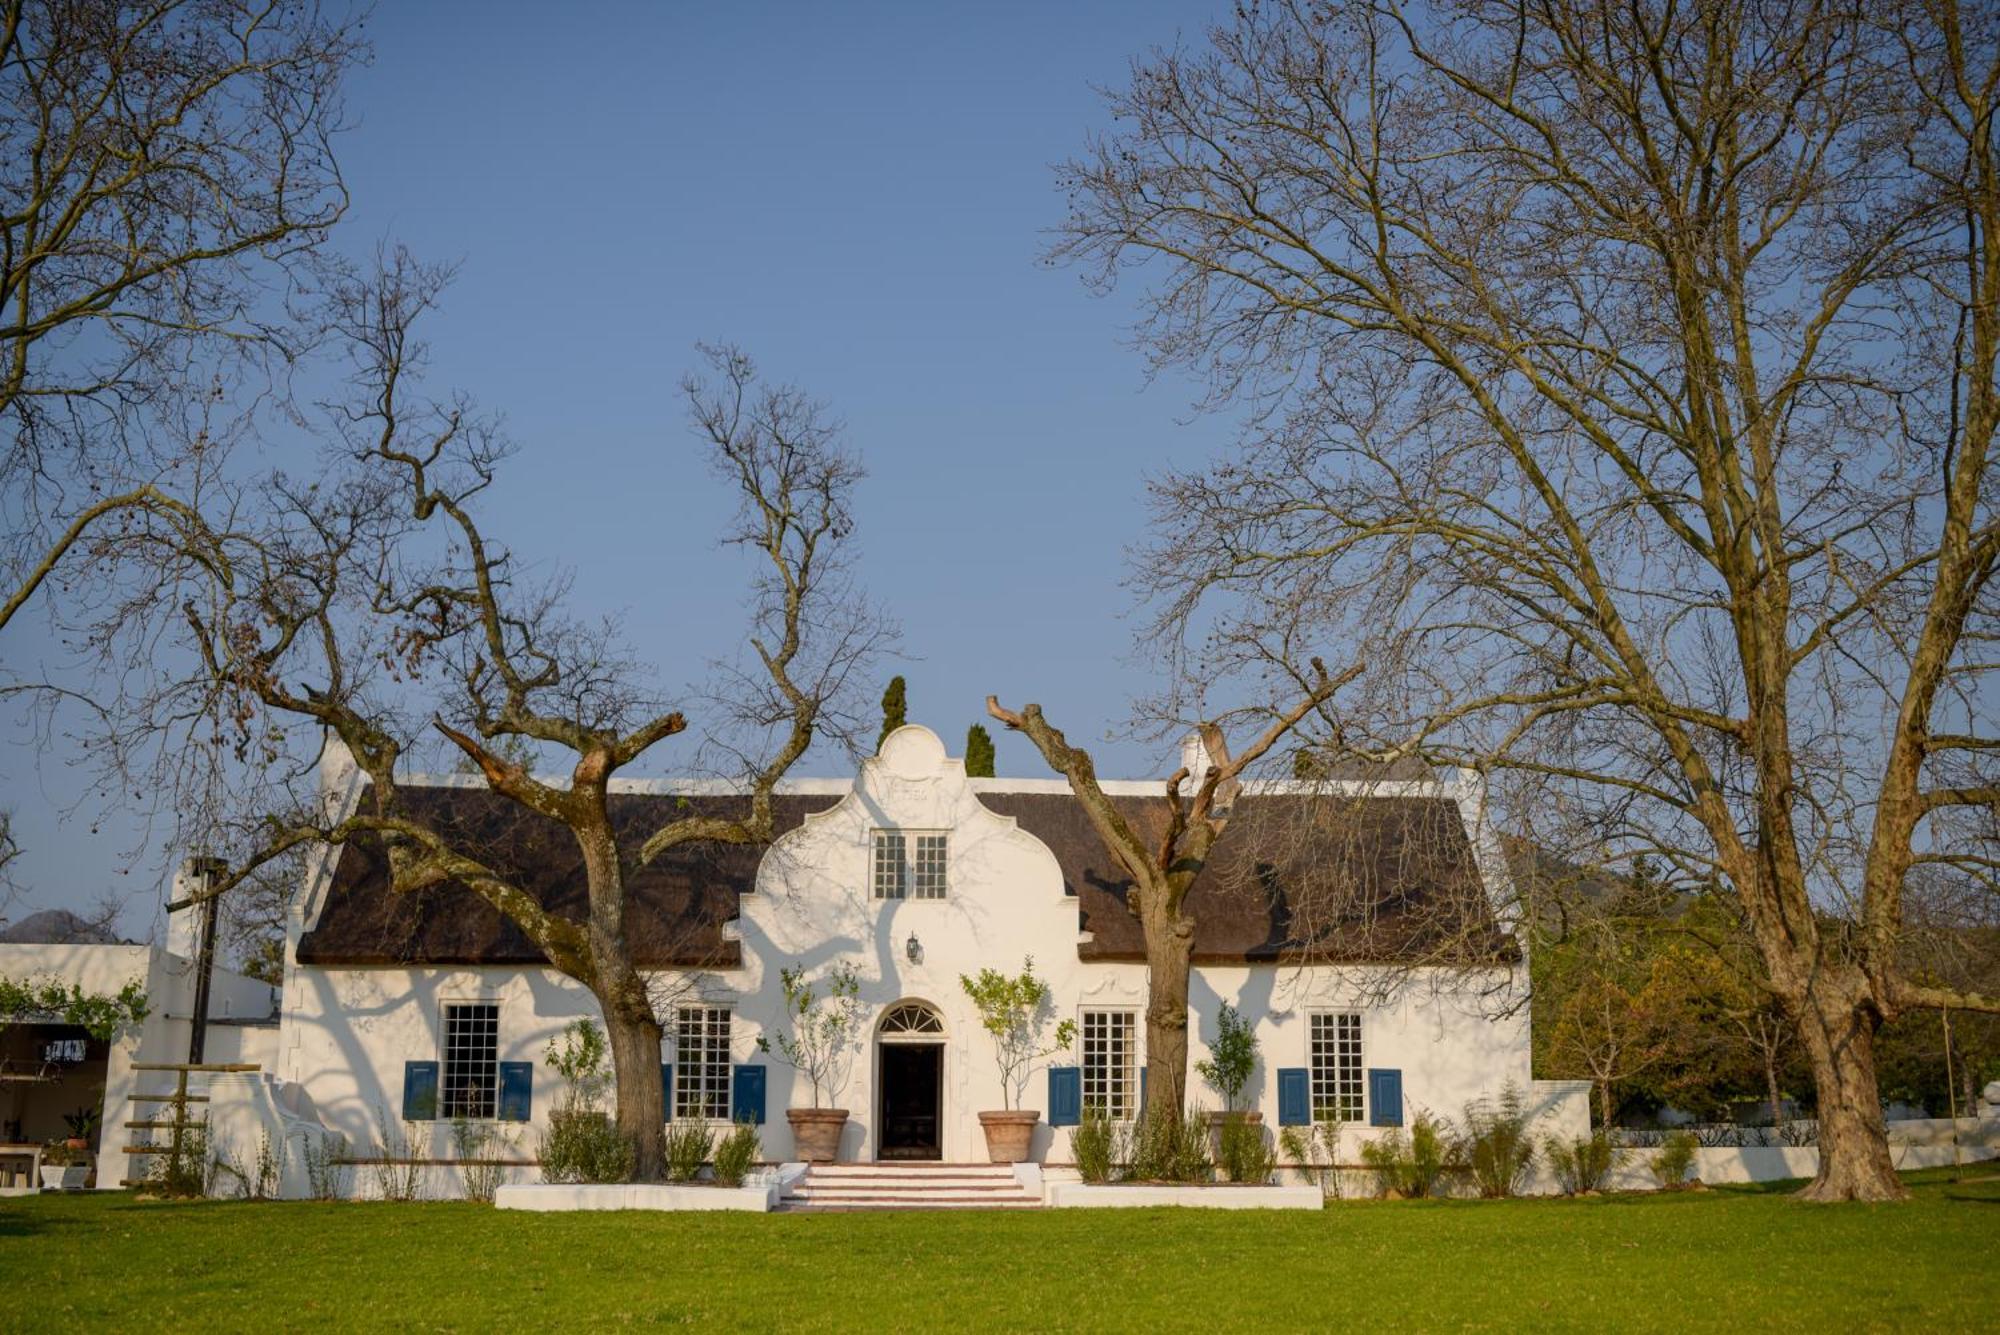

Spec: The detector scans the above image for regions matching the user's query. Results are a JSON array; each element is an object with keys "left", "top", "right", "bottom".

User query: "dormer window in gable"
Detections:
[{"left": 872, "top": 829, "right": 948, "bottom": 900}]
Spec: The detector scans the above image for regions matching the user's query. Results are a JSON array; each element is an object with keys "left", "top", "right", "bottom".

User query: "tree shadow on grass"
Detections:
[
  {"left": 1939, "top": 1173, "right": 2000, "bottom": 1205},
  {"left": 0, "top": 1204, "right": 47, "bottom": 1238}
]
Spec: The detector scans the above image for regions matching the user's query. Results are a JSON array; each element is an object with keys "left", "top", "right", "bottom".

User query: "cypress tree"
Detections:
[
  {"left": 964, "top": 724, "right": 996, "bottom": 778},
  {"left": 878, "top": 675, "right": 908, "bottom": 749}
]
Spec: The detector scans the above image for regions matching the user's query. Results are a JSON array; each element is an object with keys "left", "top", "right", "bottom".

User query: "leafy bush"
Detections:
[
  {"left": 301, "top": 1128, "right": 352, "bottom": 1201},
  {"left": 453, "top": 1118, "right": 513, "bottom": 1203},
  {"left": 1358, "top": 1129, "right": 1409, "bottom": 1197},
  {"left": 1357, "top": 1110, "right": 1452, "bottom": 1198},
  {"left": 1073, "top": 1103, "right": 1121, "bottom": 1183},
  {"left": 712, "top": 1122, "right": 760, "bottom": 1187},
  {"left": 1544, "top": 1132, "right": 1615, "bottom": 1195},
  {"left": 1652, "top": 1130, "right": 1698, "bottom": 1189},
  {"left": 1215, "top": 1111, "right": 1274, "bottom": 1184},
  {"left": 664, "top": 1119, "right": 715, "bottom": 1183},
  {"left": 1194, "top": 1004, "right": 1260, "bottom": 1112},
  {"left": 370, "top": 1110, "right": 426, "bottom": 1202},
  {"left": 1459, "top": 1084, "right": 1535, "bottom": 1198},
  {"left": 1280, "top": 1120, "right": 1345, "bottom": 1199},
  {"left": 145, "top": 1116, "right": 212, "bottom": 1198},
  {"left": 1128, "top": 1108, "right": 1212, "bottom": 1183},
  {"left": 1408, "top": 1111, "right": 1451, "bottom": 1196},
  {"left": 538, "top": 1016, "right": 634, "bottom": 1184},
  {"left": 213, "top": 1130, "right": 284, "bottom": 1201},
  {"left": 539, "top": 1109, "right": 634, "bottom": 1184}
]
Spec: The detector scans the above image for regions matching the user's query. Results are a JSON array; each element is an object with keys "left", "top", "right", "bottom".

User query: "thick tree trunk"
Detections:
[
  {"left": 1142, "top": 914, "right": 1195, "bottom": 1135},
  {"left": 1793, "top": 978, "right": 1906, "bottom": 1202},
  {"left": 603, "top": 989, "right": 667, "bottom": 1181}
]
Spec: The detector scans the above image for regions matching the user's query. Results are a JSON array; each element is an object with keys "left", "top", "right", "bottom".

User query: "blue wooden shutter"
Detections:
[
  {"left": 1138, "top": 1066, "right": 1148, "bottom": 1114},
  {"left": 402, "top": 1060, "right": 439, "bottom": 1122},
  {"left": 731, "top": 1064, "right": 766, "bottom": 1125},
  {"left": 1048, "top": 1065, "right": 1081, "bottom": 1127},
  {"left": 1368, "top": 1069, "right": 1404, "bottom": 1127},
  {"left": 661, "top": 1064, "right": 673, "bottom": 1121},
  {"left": 498, "top": 1062, "right": 533, "bottom": 1121},
  {"left": 1277, "top": 1067, "right": 1310, "bottom": 1126}
]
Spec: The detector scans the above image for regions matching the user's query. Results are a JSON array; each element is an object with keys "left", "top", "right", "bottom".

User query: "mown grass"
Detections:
[{"left": 3, "top": 1168, "right": 1995, "bottom": 1332}]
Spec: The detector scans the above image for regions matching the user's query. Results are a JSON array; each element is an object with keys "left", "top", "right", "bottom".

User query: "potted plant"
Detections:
[
  {"left": 39, "top": 1140, "right": 88, "bottom": 1191},
  {"left": 960, "top": 957, "right": 1075, "bottom": 1163},
  {"left": 757, "top": 961, "right": 862, "bottom": 1163},
  {"left": 62, "top": 1105, "right": 99, "bottom": 1150},
  {"left": 1195, "top": 1003, "right": 1263, "bottom": 1175}
]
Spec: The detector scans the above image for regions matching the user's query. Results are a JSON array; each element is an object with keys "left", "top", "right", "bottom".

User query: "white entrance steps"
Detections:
[{"left": 777, "top": 1162, "right": 1041, "bottom": 1211}]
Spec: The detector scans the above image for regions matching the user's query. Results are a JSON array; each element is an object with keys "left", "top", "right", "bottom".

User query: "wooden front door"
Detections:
[{"left": 877, "top": 1042, "right": 942, "bottom": 1160}]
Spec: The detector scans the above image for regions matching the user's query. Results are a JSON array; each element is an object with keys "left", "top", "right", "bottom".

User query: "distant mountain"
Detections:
[{"left": 0, "top": 908, "right": 128, "bottom": 945}]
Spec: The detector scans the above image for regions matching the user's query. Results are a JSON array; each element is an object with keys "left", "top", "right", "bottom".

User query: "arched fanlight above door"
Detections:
[{"left": 877, "top": 1001, "right": 945, "bottom": 1038}]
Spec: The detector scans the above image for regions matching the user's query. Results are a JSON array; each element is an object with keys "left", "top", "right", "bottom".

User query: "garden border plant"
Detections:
[{"left": 538, "top": 1019, "right": 634, "bottom": 1186}]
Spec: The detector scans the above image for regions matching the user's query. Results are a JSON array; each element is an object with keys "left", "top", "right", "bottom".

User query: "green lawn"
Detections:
[{"left": 4, "top": 1169, "right": 1996, "bottom": 1332}]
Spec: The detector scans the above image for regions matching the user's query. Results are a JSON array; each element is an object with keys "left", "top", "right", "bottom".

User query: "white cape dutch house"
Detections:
[{"left": 92, "top": 723, "right": 1585, "bottom": 1194}]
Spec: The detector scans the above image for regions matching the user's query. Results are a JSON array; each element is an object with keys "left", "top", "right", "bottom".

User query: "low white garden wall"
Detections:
[
  {"left": 1605, "top": 1117, "right": 2000, "bottom": 1189},
  {"left": 495, "top": 1182, "right": 777, "bottom": 1212}
]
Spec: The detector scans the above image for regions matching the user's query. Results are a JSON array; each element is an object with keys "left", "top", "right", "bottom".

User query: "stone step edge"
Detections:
[
  {"left": 786, "top": 1193, "right": 1037, "bottom": 1204},
  {"left": 772, "top": 1207, "right": 1040, "bottom": 1215}
]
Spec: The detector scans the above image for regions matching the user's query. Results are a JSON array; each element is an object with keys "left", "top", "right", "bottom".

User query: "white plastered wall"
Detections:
[{"left": 276, "top": 725, "right": 1539, "bottom": 1181}]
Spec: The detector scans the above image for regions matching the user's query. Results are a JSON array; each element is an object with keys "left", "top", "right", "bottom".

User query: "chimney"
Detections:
[
  {"left": 1179, "top": 730, "right": 1213, "bottom": 787},
  {"left": 318, "top": 729, "right": 362, "bottom": 819}
]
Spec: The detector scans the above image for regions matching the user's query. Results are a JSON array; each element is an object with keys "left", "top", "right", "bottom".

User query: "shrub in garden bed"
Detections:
[
  {"left": 1652, "top": 1130, "right": 1699, "bottom": 1189},
  {"left": 1358, "top": 1110, "right": 1451, "bottom": 1198},
  {"left": 1544, "top": 1131, "right": 1615, "bottom": 1195},
  {"left": 538, "top": 1019, "right": 635, "bottom": 1184},
  {"left": 664, "top": 1121, "right": 715, "bottom": 1183},
  {"left": 711, "top": 1123, "right": 760, "bottom": 1187},
  {"left": 1459, "top": 1084, "right": 1535, "bottom": 1198}
]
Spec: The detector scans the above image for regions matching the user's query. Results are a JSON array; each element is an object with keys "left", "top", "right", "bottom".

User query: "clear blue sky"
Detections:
[{"left": 2, "top": 1, "right": 1246, "bottom": 930}]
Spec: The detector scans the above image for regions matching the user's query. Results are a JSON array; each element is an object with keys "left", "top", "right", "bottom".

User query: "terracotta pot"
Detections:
[
  {"left": 63, "top": 1137, "right": 87, "bottom": 1151},
  {"left": 977, "top": 1110, "right": 1040, "bottom": 1164},
  {"left": 785, "top": 1107, "right": 849, "bottom": 1163}
]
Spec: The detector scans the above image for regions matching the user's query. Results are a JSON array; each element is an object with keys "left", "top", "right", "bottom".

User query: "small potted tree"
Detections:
[
  {"left": 960, "top": 957, "right": 1076, "bottom": 1163},
  {"left": 1195, "top": 1003, "right": 1264, "bottom": 1176},
  {"left": 757, "top": 961, "right": 863, "bottom": 1163}
]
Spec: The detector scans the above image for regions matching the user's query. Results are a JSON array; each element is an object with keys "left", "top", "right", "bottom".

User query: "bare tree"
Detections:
[
  {"left": 117, "top": 258, "right": 889, "bottom": 1179},
  {"left": 987, "top": 660, "right": 1347, "bottom": 1130},
  {"left": 0, "top": 0, "right": 361, "bottom": 634},
  {"left": 1057, "top": 0, "right": 1998, "bottom": 1200}
]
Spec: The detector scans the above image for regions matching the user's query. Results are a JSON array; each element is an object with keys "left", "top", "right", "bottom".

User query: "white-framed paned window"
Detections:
[
  {"left": 1309, "top": 1011, "right": 1364, "bottom": 1123},
  {"left": 675, "top": 1006, "right": 732, "bottom": 1121},
  {"left": 910, "top": 833, "right": 948, "bottom": 899},
  {"left": 871, "top": 829, "right": 949, "bottom": 900},
  {"left": 441, "top": 1002, "right": 500, "bottom": 1119},
  {"left": 1081, "top": 1009, "right": 1137, "bottom": 1119},
  {"left": 871, "top": 830, "right": 907, "bottom": 899}
]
